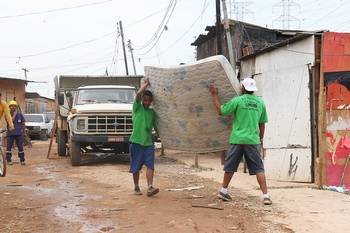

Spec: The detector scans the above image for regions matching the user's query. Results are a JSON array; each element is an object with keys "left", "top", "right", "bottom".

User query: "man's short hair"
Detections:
[{"left": 143, "top": 90, "right": 153, "bottom": 98}]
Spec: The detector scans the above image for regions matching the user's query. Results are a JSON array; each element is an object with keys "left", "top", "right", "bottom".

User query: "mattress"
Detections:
[{"left": 145, "top": 55, "right": 241, "bottom": 153}]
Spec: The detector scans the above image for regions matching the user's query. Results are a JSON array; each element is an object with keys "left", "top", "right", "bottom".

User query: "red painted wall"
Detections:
[{"left": 323, "top": 32, "right": 350, "bottom": 189}]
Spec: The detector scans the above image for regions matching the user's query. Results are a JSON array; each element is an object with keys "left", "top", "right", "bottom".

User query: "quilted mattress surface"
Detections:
[{"left": 145, "top": 55, "right": 241, "bottom": 153}]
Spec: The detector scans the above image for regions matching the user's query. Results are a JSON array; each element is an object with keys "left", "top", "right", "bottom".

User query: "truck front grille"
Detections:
[{"left": 87, "top": 115, "right": 132, "bottom": 134}]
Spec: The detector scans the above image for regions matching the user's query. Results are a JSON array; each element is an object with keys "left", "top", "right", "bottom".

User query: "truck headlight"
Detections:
[{"left": 76, "top": 119, "right": 86, "bottom": 131}]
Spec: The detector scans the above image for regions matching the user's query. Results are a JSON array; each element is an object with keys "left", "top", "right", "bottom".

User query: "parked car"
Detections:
[
  {"left": 44, "top": 112, "right": 55, "bottom": 124},
  {"left": 24, "top": 114, "right": 53, "bottom": 140}
]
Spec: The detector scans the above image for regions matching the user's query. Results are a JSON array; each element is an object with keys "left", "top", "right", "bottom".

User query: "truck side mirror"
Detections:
[{"left": 58, "top": 94, "right": 65, "bottom": 105}]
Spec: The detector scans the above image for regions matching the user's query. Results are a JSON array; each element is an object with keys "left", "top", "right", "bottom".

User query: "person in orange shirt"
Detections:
[{"left": 0, "top": 92, "right": 14, "bottom": 130}]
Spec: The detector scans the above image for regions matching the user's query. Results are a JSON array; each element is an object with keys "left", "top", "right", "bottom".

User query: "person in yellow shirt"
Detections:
[{"left": 0, "top": 92, "right": 14, "bottom": 130}]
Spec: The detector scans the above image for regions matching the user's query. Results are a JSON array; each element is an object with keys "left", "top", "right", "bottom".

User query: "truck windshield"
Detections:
[
  {"left": 24, "top": 114, "right": 44, "bottom": 123},
  {"left": 76, "top": 88, "right": 136, "bottom": 105}
]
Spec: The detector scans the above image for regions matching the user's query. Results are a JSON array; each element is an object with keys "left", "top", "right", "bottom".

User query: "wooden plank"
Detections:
[
  {"left": 317, "top": 34, "right": 326, "bottom": 187},
  {"left": 191, "top": 203, "right": 224, "bottom": 210}
]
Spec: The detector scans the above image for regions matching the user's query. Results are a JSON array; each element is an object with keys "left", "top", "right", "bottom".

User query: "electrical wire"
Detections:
[
  {"left": 110, "top": 34, "right": 120, "bottom": 75},
  {"left": 157, "top": 0, "right": 212, "bottom": 56},
  {"left": 126, "top": 6, "right": 169, "bottom": 28},
  {"left": 2, "top": 30, "right": 116, "bottom": 59},
  {"left": 0, "top": 0, "right": 114, "bottom": 20},
  {"left": 305, "top": 1, "right": 350, "bottom": 28},
  {"left": 139, "top": 0, "right": 212, "bottom": 61},
  {"left": 132, "top": 0, "right": 176, "bottom": 50},
  {"left": 135, "top": 0, "right": 178, "bottom": 56}
]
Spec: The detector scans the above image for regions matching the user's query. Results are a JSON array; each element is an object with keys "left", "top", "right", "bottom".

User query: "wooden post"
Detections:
[
  {"left": 194, "top": 154, "right": 199, "bottom": 168},
  {"left": 216, "top": 0, "right": 222, "bottom": 55},
  {"left": 160, "top": 143, "right": 165, "bottom": 156},
  {"left": 317, "top": 35, "right": 326, "bottom": 187},
  {"left": 46, "top": 117, "right": 57, "bottom": 159},
  {"left": 220, "top": 150, "right": 225, "bottom": 165}
]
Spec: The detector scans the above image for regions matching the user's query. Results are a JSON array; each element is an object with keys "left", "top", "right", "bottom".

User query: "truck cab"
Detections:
[
  {"left": 54, "top": 75, "right": 143, "bottom": 166},
  {"left": 67, "top": 85, "right": 136, "bottom": 165}
]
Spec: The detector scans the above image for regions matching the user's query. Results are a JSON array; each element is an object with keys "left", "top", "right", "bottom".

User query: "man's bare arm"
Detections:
[
  {"left": 209, "top": 84, "right": 222, "bottom": 115},
  {"left": 136, "top": 79, "right": 150, "bottom": 102},
  {"left": 259, "top": 123, "right": 265, "bottom": 144}
]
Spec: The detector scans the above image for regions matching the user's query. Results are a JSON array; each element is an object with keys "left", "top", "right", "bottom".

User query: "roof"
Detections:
[
  {"left": 25, "top": 92, "right": 54, "bottom": 101},
  {"left": 0, "top": 76, "right": 30, "bottom": 83},
  {"left": 240, "top": 33, "right": 319, "bottom": 60},
  {"left": 191, "top": 19, "right": 320, "bottom": 47},
  {"left": 77, "top": 85, "right": 136, "bottom": 90},
  {"left": 25, "top": 92, "right": 41, "bottom": 98},
  {"left": 59, "top": 75, "right": 143, "bottom": 79}
]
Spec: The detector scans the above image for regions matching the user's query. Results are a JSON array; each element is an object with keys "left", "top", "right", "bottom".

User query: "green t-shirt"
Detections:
[
  {"left": 221, "top": 94, "right": 268, "bottom": 145},
  {"left": 129, "top": 100, "right": 156, "bottom": 146}
]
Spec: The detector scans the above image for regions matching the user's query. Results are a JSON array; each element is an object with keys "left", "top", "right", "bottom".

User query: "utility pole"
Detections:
[
  {"left": 216, "top": 0, "right": 223, "bottom": 55},
  {"left": 22, "top": 68, "right": 29, "bottom": 80},
  {"left": 127, "top": 40, "right": 137, "bottom": 75},
  {"left": 118, "top": 20, "right": 129, "bottom": 75},
  {"left": 222, "top": 0, "right": 236, "bottom": 72}
]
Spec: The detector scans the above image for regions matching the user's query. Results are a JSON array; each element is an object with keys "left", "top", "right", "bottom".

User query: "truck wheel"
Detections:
[
  {"left": 57, "top": 130, "right": 67, "bottom": 157},
  {"left": 69, "top": 141, "right": 81, "bottom": 166},
  {"left": 40, "top": 130, "right": 48, "bottom": 141}
]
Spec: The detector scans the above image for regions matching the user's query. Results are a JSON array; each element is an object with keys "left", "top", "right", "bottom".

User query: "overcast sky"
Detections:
[{"left": 0, "top": 0, "right": 349, "bottom": 98}]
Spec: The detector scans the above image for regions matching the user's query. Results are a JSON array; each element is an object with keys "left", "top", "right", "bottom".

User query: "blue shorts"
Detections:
[
  {"left": 129, "top": 143, "right": 155, "bottom": 174},
  {"left": 224, "top": 144, "right": 265, "bottom": 175}
]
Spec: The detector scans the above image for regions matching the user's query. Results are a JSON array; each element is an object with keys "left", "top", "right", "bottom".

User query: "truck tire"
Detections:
[
  {"left": 40, "top": 130, "right": 48, "bottom": 141},
  {"left": 69, "top": 140, "right": 81, "bottom": 166},
  {"left": 57, "top": 130, "right": 67, "bottom": 157}
]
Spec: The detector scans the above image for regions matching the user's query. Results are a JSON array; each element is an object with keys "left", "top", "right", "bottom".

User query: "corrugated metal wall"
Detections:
[{"left": 241, "top": 36, "right": 315, "bottom": 182}]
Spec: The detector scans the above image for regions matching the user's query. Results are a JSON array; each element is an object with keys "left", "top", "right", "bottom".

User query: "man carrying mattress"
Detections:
[
  {"left": 129, "top": 78, "right": 159, "bottom": 197},
  {"left": 209, "top": 77, "right": 272, "bottom": 205}
]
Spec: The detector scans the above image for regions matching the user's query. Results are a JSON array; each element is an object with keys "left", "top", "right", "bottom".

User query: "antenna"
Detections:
[{"left": 273, "top": 0, "right": 300, "bottom": 29}]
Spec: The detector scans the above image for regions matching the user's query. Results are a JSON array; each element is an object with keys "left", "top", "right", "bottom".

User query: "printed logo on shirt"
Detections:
[{"left": 243, "top": 100, "right": 258, "bottom": 111}]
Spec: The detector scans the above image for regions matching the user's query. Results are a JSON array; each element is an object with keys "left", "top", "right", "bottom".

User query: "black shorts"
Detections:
[{"left": 224, "top": 144, "right": 265, "bottom": 175}]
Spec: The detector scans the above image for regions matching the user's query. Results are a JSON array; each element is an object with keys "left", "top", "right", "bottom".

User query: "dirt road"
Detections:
[{"left": 0, "top": 141, "right": 290, "bottom": 233}]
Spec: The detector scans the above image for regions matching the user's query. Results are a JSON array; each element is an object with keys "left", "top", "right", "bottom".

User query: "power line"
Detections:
[
  {"left": 159, "top": 0, "right": 212, "bottom": 55},
  {"left": 140, "top": 0, "right": 212, "bottom": 61},
  {"left": 134, "top": 0, "right": 178, "bottom": 56},
  {"left": 109, "top": 26, "right": 120, "bottom": 75},
  {"left": 126, "top": 6, "right": 169, "bottom": 28},
  {"left": 3, "top": 30, "right": 116, "bottom": 60},
  {"left": 134, "top": 0, "right": 176, "bottom": 50},
  {"left": 0, "top": 58, "right": 118, "bottom": 73},
  {"left": 305, "top": 1, "right": 350, "bottom": 28},
  {"left": 0, "top": 0, "right": 114, "bottom": 20}
]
